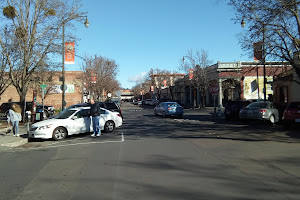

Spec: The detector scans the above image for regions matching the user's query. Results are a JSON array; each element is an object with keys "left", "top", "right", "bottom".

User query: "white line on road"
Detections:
[{"left": 15, "top": 133, "right": 125, "bottom": 151}]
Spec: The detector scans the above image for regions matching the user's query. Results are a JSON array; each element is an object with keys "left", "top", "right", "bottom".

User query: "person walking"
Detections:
[
  {"left": 90, "top": 99, "right": 101, "bottom": 137},
  {"left": 7, "top": 103, "right": 22, "bottom": 137}
]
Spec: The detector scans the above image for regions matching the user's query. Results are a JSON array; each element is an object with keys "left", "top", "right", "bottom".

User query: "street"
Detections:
[{"left": 0, "top": 102, "right": 300, "bottom": 200}]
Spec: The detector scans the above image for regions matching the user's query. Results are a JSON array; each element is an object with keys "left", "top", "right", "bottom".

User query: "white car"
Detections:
[{"left": 28, "top": 107, "right": 122, "bottom": 141}]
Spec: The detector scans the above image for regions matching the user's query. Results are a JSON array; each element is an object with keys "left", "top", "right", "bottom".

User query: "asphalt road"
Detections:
[{"left": 0, "top": 102, "right": 300, "bottom": 200}]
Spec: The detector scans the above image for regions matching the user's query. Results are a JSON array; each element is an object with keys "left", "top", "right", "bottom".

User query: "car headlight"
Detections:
[{"left": 38, "top": 124, "right": 53, "bottom": 130}]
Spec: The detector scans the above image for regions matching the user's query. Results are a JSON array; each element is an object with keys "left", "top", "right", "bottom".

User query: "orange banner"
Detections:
[
  {"left": 65, "top": 42, "right": 75, "bottom": 64},
  {"left": 189, "top": 69, "right": 194, "bottom": 80}
]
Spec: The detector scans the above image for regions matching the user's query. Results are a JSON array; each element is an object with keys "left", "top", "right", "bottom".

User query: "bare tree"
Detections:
[
  {"left": 181, "top": 49, "right": 212, "bottom": 108},
  {"left": 0, "top": 27, "right": 13, "bottom": 98},
  {"left": 149, "top": 68, "right": 174, "bottom": 100},
  {"left": 0, "top": 0, "right": 86, "bottom": 106},
  {"left": 81, "top": 55, "right": 119, "bottom": 101},
  {"left": 228, "top": 0, "right": 300, "bottom": 84}
]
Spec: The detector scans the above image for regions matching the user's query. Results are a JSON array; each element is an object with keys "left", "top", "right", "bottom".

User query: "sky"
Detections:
[{"left": 69, "top": 0, "right": 250, "bottom": 89}]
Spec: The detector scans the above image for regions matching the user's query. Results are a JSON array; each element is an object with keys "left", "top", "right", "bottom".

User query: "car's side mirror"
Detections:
[{"left": 72, "top": 116, "right": 78, "bottom": 120}]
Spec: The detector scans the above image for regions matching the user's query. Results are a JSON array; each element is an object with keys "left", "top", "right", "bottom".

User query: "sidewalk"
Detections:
[
  {"left": 0, "top": 123, "right": 28, "bottom": 148},
  {"left": 183, "top": 106, "right": 225, "bottom": 121}
]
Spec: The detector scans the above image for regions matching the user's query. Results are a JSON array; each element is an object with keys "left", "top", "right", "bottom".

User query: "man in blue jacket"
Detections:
[{"left": 90, "top": 99, "right": 101, "bottom": 137}]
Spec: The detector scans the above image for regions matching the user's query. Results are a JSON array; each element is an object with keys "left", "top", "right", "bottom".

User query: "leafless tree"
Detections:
[
  {"left": 0, "top": 0, "right": 86, "bottom": 106},
  {"left": 81, "top": 55, "right": 120, "bottom": 101},
  {"left": 149, "top": 68, "right": 175, "bottom": 100},
  {"left": 0, "top": 27, "right": 12, "bottom": 98},
  {"left": 181, "top": 49, "right": 212, "bottom": 108},
  {"left": 228, "top": 0, "right": 300, "bottom": 84}
]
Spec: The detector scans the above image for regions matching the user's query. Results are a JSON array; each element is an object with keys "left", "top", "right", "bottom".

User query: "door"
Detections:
[{"left": 67, "top": 110, "right": 91, "bottom": 135}]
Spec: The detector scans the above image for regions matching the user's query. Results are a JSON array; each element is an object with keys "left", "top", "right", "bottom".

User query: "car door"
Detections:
[
  {"left": 158, "top": 103, "right": 165, "bottom": 115},
  {"left": 99, "top": 108, "right": 107, "bottom": 130},
  {"left": 155, "top": 103, "right": 161, "bottom": 115},
  {"left": 67, "top": 110, "right": 90, "bottom": 135}
]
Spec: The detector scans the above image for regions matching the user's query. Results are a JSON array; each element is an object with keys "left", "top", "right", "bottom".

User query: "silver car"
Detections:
[{"left": 239, "top": 101, "right": 279, "bottom": 124}]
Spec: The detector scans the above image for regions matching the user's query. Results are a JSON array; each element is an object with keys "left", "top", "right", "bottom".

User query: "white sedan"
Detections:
[{"left": 28, "top": 107, "right": 122, "bottom": 141}]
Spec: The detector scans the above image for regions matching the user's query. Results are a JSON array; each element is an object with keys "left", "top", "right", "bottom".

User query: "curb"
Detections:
[{"left": 1, "top": 138, "right": 28, "bottom": 147}]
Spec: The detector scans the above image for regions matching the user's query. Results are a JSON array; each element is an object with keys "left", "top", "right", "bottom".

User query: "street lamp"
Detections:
[
  {"left": 241, "top": 19, "right": 267, "bottom": 101},
  {"left": 62, "top": 16, "right": 89, "bottom": 111}
]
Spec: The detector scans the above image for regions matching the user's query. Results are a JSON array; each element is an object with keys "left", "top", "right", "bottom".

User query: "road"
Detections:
[{"left": 0, "top": 102, "right": 300, "bottom": 200}]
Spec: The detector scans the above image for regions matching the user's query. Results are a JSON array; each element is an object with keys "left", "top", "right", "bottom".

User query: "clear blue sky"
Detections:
[{"left": 70, "top": 0, "right": 249, "bottom": 89}]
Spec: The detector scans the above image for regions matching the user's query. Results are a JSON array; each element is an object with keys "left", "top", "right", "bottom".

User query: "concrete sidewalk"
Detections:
[
  {"left": 0, "top": 123, "right": 28, "bottom": 148},
  {"left": 183, "top": 106, "right": 225, "bottom": 121}
]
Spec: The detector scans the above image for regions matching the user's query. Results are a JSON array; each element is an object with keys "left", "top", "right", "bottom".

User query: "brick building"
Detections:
[
  {"left": 206, "top": 61, "right": 291, "bottom": 107},
  {"left": 0, "top": 71, "right": 84, "bottom": 110}
]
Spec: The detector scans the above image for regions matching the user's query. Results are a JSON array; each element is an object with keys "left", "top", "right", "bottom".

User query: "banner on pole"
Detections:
[
  {"left": 253, "top": 42, "right": 263, "bottom": 61},
  {"left": 189, "top": 69, "right": 194, "bottom": 80},
  {"left": 65, "top": 42, "right": 75, "bottom": 64}
]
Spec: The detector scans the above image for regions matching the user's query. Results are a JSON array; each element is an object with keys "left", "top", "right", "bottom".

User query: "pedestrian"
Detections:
[
  {"left": 90, "top": 99, "right": 101, "bottom": 137},
  {"left": 7, "top": 103, "right": 22, "bottom": 137}
]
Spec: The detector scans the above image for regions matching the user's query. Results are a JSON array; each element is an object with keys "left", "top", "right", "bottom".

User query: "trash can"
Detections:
[{"left": 35, "top": 109, "right": 44, "bottom": 122}]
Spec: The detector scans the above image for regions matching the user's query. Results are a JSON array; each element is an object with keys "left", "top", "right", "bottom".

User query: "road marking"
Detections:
[
  {"left": 15, "top": 132, "right": 125, "bottom": 151},
  {"left": 45, "top": 140, "right": 123, "bottom": 149}
]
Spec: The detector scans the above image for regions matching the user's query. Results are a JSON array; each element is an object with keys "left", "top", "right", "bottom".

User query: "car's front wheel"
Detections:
[
  {"left": 104, "top": 121, "right": 115, "bottom": 132},
  {"left": 52, "top": 127, "right": 67, "bottom": 140}
]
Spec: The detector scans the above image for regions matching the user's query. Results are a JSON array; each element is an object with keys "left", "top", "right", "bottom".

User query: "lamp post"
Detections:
[
  {"left": 62, "top": 16, "right": 89, "bottom": 111},
  {"left": 241, "top": 19, "right": 266, "bottom": 101}
]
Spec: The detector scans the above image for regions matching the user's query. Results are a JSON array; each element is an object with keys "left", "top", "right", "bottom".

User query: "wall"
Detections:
[{"left": 0, "top": 71, "right": 84, "bottom": 110}]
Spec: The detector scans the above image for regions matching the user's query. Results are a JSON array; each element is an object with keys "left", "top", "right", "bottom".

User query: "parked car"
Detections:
[
  {"left": 65, "top": 101, "right": 122, "bottom": 118},
  {"left": 132, "top": 99, "right": 138, "bottom": 105},
  {"left": 283, "top": 102, "right": 300, "bottom": 124},
  {"left": 145, "top": 99, "right": 159, "bottom": 106},
  {"left": 224, "top": 100, "right": 252, "bottom": 120},
  {"left": 239, "top": 101, "right": 279, "bottom": 124},
  {"left": 154, "top": 102, "right": 184, "bottom": 118},
  {"left": 0, "top": 101, "right": 55, "bottom": 118},
  {"left": 28, "top": 107, "right": 123, "bottom": 141}
]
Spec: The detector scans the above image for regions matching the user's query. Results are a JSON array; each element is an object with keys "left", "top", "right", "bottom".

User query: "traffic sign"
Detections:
[{"left": 209, "top": 84, "right": 219, "bottom": 95}]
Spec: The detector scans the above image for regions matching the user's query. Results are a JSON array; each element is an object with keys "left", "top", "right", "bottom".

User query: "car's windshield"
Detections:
[
  {"left": 54, "top": 110, "right": 77, "bottom": 119},
  {"left": 289, "top": 102, "right": 300, "bottom": 109},
  {"left": 247, "top": 102, "right": 267, "bottom": 108}
]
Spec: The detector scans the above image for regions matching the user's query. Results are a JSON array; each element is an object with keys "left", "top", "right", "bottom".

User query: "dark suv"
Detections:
[
  {"left": 65, "top": 101, "right": 122, "bottom": 118},
  {"left": 0, "top": 101, "right": 55, "bottom": 118},
  {"left": 224, "top": 100, "right": 252, "bottom": 120}
]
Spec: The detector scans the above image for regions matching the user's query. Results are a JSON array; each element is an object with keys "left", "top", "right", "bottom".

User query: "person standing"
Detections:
[
  {"left": 90, "top": 99, "right": 101, "bottom": 137},
  {"left": 7, "top": 103, "right": 22, "bottom": 137}
]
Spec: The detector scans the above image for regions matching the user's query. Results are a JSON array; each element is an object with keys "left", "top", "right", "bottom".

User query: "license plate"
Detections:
[{"left": 247, "top": 110, "right": 253, "bottom": 114}]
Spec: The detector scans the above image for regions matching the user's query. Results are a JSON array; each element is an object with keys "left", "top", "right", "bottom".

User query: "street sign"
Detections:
[
  {"left": 40, "top": 84, "right": 47, "bottom": 89},
  {"left": 209, "top": 84, "right": 219, "bottom": 95}
]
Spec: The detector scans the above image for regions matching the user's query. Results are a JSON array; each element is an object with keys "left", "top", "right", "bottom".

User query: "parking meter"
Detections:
[{"left": 25, "top": 111, "right": 31, "bottom": 132}]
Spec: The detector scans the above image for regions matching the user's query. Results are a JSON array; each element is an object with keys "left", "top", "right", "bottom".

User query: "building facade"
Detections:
[
  {"left": 0, "top": 71, "right": 84, "bottom": 110},
  {"left": 206, "top": 61, "right": 291, "bottom": 108}
]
